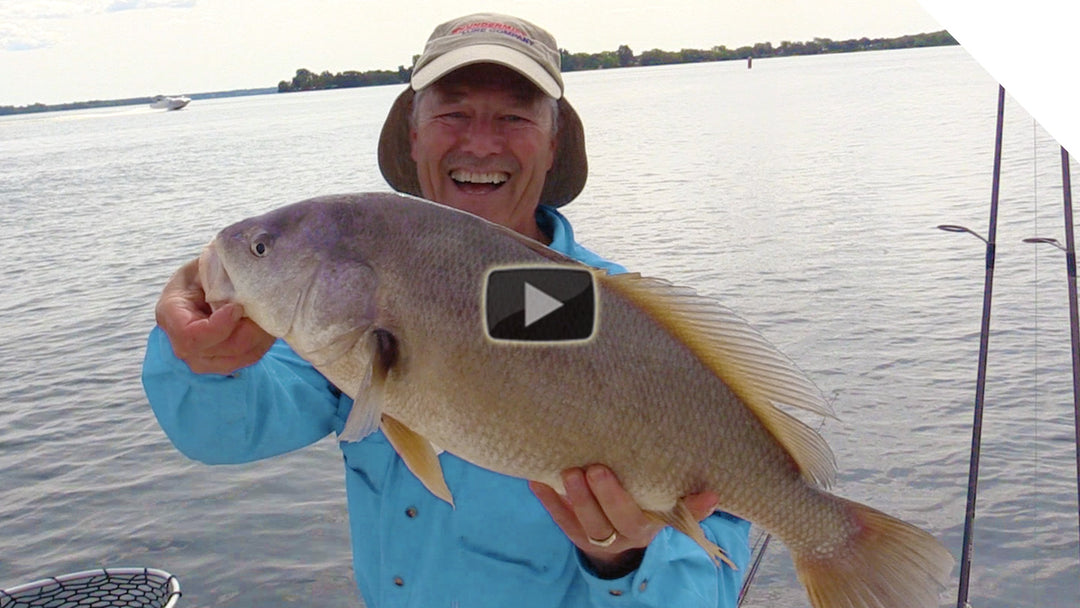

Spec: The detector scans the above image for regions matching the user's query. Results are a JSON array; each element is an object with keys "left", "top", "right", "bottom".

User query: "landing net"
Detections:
[{"left": 0, "top": 568, "right": 180, "bottom": 608}]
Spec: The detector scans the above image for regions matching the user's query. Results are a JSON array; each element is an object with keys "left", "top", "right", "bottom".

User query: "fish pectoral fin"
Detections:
[
  {"left": 381, "top": 414, "right": 455, "bottom": 508},
  {"left": 339, "top": 328, "right": 398, "bottom": 443},
  {"left": 645, "top": 500, "right": 735, "bottom": 570},
  {"left": 338, "top": 362, "right": 383, "bottom": 443}
]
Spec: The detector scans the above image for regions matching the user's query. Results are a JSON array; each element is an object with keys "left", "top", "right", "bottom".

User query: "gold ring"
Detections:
[{"left": 587, "top": 531, "right": 617, "bottom": 548}]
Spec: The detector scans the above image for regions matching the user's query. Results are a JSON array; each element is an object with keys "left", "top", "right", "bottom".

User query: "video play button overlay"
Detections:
[
  {"left": 484, "top": 266, "right": 596, "bottom": 342},
  {"left": 524, "top": 283, "right": 564, "bottom": 327}
]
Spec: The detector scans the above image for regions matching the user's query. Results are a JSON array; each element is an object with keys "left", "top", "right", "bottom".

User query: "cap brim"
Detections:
[{"left": 411, "top": 44, "right": 562, "bottom": 99}]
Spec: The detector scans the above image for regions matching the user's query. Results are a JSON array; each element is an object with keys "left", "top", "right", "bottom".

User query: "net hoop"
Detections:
[{"left": 0, "top": 568, "right": 180, "bottom": 608}]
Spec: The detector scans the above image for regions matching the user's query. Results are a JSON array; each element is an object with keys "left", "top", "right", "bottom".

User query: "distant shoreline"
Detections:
[
  {"left": 0, "top": 87, "right": 278, "bottom": 117},
  {"left": 1, "top": 30, "right": 956, "bottom": 116}
]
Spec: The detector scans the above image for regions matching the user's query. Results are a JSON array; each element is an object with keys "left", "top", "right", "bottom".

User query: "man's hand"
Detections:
[
  {"left": 529, "top": 464, "right": 719, "bottom": 579},
  {"left": 155, "top": 258, "right": 275, "bottom": 374}
]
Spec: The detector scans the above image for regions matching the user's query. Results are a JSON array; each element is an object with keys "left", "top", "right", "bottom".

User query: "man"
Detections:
[{"left": 143, "top": 13, "right": 750, "bottom": 607}]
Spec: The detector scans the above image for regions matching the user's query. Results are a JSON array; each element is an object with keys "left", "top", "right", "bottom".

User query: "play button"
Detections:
[
  {"left": 484, "top": 266, "right": 596, "bottom": 342},
  {"left": 524, "top": 282, "right": 564, "bottom": 327}
]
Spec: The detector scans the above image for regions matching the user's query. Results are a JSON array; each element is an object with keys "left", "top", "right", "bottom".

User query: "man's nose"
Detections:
[{"left": 459, "top": 118, "right": 504, "bottom": 156}]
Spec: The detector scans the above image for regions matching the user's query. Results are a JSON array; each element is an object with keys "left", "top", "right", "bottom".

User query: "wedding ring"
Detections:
[{"left": 587, "top": 530, "right": 618, "bottom": 548}]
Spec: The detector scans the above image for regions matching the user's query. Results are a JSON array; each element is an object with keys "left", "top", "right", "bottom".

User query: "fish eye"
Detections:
[{"left": 250, "top": 233, "right": 272, "bottom": 257}]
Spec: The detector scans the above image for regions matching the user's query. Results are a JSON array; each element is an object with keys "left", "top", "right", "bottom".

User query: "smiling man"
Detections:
[
  {"left": 143, "top": 12, "right": 750, "bottom": 607},
  {"left": 408, "top": 64, "right": 556, "bottom": 241}
]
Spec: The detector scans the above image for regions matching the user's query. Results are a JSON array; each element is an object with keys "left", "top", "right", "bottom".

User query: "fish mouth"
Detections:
[
  {"left": 449, "top": 168, "right": 510, "bottom": 194},
  {"left": 198, "top": 241, "right": 235, "bottom": 312}
]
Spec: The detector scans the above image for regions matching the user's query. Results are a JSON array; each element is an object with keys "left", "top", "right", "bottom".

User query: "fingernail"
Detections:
[{"left": 586, "top": 465, "right": 609, "bottom": 483}]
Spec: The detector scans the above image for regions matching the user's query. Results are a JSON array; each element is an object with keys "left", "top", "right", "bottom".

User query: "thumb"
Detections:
[{"left": 201, "top": 303, "right": 245, "bottom": 341}]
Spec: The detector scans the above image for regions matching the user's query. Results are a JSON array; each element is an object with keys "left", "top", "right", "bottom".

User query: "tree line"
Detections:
[
  {"left": 277, "top": 67, "right": 408, "bottom": 92},
  {"left": 1, "top": 31, "right": 958, "bottom": 114},
  {"left": 277, "top": 30, "right": 957, "bottom": 93},
  {"left": 563, "top": 30, "right": 957, "bottom": 70}
]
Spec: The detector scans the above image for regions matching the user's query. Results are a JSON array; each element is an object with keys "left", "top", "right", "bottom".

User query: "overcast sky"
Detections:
[{"left": 0, "top": 0, "right": 946, "bottom": 107}]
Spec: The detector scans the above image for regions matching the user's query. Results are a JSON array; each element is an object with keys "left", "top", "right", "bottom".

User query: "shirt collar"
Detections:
[{"left": 535, "top": 204, "right": 574, "bottom": 250}]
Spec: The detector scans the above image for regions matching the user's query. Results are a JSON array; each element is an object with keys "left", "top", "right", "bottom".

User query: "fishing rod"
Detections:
[
  {"left": 1022, "top": 146, "right": 1080, "bottom": 560},
  {"left": 736, "top": 528, "right": 771, "bottom": 605},
  {"left": 937, "top": 83, "right": 1006, "bottom": 608}
]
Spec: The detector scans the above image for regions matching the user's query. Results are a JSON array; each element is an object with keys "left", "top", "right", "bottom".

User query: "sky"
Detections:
[{"left": 0, "top": 0, "right": 946, "bottom": 107}]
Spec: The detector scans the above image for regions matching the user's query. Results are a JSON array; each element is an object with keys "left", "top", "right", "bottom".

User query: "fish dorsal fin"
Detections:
[
  {"left": 600, "top": 272, "right": 837, "bottom": 488},
  {"left": 381, "top": 414, "right": 455, "bottom": 507}
]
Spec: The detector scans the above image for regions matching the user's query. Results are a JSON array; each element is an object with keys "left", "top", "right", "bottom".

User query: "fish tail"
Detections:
[{"left": 792, "top": 497, "right": 954, "bottom": 608}]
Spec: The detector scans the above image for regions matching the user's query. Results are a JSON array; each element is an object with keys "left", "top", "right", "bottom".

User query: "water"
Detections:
[{"left": 1, "top": 46, "right": 1078, "bottom": 607}]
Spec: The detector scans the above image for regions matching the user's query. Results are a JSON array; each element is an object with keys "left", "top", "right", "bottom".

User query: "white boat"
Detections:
[{"left": 149, "top": 95, "right": 191, "bottom": 111}]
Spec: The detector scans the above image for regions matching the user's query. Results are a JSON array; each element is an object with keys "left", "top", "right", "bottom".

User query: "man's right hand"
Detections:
[{"left": 155, "top": 258, "right": 275, "bottom": 375}]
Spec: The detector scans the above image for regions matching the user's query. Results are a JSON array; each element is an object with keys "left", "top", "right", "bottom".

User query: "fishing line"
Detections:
[
  {"left": 1030, "top": 115, "right": 1042, "bottom": 608},
  {"left": 1021, "top": 126, "right": 1080, "bottom": 599}
]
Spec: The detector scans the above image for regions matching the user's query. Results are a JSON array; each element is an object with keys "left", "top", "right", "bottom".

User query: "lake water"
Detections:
[{"left": 2, "top": 45, "right": 1078, "bottom": 607}]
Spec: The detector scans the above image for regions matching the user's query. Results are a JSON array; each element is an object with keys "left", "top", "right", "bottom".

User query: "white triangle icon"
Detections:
[{"left": 523, "top": 282, "right": 564, "bottom": 328}]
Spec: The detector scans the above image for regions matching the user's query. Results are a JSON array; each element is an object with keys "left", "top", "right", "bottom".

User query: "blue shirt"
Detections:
[{"left": 142, "top": 205, "right": 750, "bottom": 607}]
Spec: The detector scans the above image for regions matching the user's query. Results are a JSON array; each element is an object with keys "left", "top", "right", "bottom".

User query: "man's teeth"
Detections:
[{"left": 450, "top": 170, "right": 508, "bottom": 184}]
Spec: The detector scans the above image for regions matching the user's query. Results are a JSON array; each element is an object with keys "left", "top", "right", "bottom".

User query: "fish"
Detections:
[{"left": 197, "top": 192, "right": 954, "bottom": 608}]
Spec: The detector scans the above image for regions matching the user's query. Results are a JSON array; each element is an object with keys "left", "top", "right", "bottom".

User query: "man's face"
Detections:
[{"left": 410, "top": 65, "right": 557, "bottom": 236}]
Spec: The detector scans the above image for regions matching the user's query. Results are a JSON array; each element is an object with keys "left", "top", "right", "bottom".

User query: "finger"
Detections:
[
  {"left": 212, "top": 318, "right": 276, "bottom": 360},
  {"left": 528, "top": 481, "right": 587, "bottom": 539},
  {"left": 185, "top": 318, "right": 275, "bottom": 375},
  {"left": 158, "top": 258, "right": 203, "bottom": 303},
  {"left": 169, "top": 304, "right": 245, "bottom": 356},
  {"left": 563, "top": 468, "right": 618, "bottom": 543},
  {"left": 156, "top": 259, "right": 212, "bottom": 334},
  {"left": 198, "top": 305, "right": 251, "bottom": 350},
  {"left": 584, "top": 465, "right": 658, "bottom": 542}
]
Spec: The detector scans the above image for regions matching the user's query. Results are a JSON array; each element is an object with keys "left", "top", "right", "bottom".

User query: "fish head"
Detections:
[{"left": 198, "top": 197, "right": 380, "bottom": 366}]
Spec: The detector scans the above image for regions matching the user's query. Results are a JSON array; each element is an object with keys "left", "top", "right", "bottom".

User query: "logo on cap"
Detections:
[
  {"left": 483, "top": 266, "right": 596, "bottom": 343},
  {"left": 451, "top": 21, "right": 535, "bottom": 46}
]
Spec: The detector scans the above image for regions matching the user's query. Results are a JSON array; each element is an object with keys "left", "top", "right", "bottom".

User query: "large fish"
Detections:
[{"left": 198, "top": 192, "right": 954, "bottom": 607}]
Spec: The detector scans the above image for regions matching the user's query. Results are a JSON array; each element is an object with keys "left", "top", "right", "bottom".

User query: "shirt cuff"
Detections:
[{"left": 574, "top": 512, "right": 751, "bottom": 608}]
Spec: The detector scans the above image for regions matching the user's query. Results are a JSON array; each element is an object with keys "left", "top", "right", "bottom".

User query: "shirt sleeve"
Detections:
[
  {"left": 576, "top": 512, "right": 751, "bottom": 608},
  {"left": 141, "top": 326, "right": 345, "bottom": 464}
]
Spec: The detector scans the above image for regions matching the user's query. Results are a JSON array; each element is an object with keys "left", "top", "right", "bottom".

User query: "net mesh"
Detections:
[{"left": 0, "top": 569, "right": 179, "bottom": 608}]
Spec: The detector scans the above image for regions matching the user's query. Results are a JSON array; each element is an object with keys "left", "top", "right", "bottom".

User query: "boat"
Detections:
[{"left": 149, "top": 95, "right": 191, "bottom": 111}]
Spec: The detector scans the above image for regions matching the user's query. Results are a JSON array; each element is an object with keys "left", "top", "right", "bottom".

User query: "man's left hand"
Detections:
[{"left": 529, "top": 464, "right": 719, "bottom": 579}]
